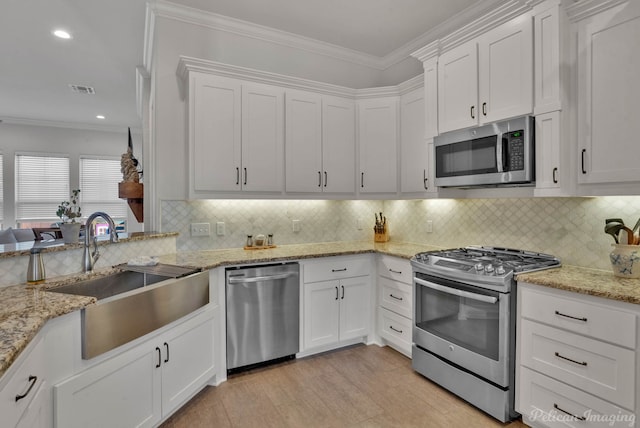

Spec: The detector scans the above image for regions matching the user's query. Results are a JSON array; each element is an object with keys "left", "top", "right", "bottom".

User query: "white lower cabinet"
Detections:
[
  {"left": 54, "top": 308, "right": 216, "bottom": 428},
  {"left": 376, "top": 255, "right": 413, "bottom": 357},
  {"left": 302, "top": 256, "right": 372, "bottom": 353},
  {"left": 517, "top": 282, "right": 638, "bottom": 427},
  {"left": 0, "top": 336, "right": 47, "bottom": 428}
]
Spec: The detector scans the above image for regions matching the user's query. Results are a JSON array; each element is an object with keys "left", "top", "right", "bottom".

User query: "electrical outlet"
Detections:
[
  {"left": 292, "top": 219, "right": 301, "bottom": 233},
  {"left": 216, "top": 222, "right": 225, "bottom": 236},
  {"left": 190, "top": 223, "right": 210, "bottom": 237},
  {"left": 426, "top": 220, "right": 433, "bottom": 233}
]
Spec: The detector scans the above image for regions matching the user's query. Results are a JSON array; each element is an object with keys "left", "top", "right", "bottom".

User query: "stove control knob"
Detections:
[
  {"left": 495, "top": 265, "right": 506, "bottom": 275},
  {"left": 484, "top": 264, "right": 495, "bottom": 273},
  {"left": 475, "top": 263, "right": 484, "bottom": 271}
]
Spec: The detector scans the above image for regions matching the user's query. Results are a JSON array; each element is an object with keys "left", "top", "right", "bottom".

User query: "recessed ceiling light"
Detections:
[
  {"left": 96, "top": 115, "right": 105, "bottom": 120},
  {"left": 53, "top": 29, "right": 72, "bottom": 39}
]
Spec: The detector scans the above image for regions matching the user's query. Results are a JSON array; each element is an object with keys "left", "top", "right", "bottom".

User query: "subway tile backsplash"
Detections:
[{"left": 162, "top": 197, "right": 640, "bottom": 271}]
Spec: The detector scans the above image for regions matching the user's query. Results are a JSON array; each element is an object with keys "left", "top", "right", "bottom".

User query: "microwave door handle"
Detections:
[
  {"left": 414, "top": 277, "right": 498, "bottom": 304},
  {"left": 496, "top": 135, "right": 505, "bottom": 172}
]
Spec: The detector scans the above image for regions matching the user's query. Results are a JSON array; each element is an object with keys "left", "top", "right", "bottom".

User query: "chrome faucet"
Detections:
[{"left": 82, "top": 212, "right": 119, "bottom": 272}]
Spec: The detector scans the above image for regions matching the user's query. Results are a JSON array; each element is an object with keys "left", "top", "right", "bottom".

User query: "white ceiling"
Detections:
[{"left": 0, "top": 0, "right": 485, "bottom": 130}]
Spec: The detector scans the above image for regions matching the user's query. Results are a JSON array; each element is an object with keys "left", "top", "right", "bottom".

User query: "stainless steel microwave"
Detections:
[{"left": 434, "top": 116, "right": 534, "bottom": 187}]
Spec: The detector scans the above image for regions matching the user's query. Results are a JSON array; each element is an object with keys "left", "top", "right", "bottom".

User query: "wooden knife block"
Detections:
[{"left": 374, "top": 225, "right": 389, "bottom": 242}]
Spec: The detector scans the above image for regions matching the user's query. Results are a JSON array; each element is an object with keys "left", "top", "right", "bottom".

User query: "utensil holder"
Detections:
[
  {"left": 374, "top": 224, "right": 389, "bottom": 243},
  {"left": 609, "top": 244, "right": 640, "bottom": 278}
]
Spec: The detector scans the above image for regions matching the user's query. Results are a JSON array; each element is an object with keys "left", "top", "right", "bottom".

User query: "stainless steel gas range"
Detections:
[{"left": 410, "top": 246, "right": 560, "bottom": 422}]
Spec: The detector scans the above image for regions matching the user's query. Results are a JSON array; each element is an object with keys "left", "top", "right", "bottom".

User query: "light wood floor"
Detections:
[{"left": 161, "top": 344, "right": 529, "bottom": 428}]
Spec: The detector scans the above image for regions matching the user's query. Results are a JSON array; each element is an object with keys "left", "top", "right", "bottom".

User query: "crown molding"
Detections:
[
  {"left": 150, "top": 0, "right": 533, "bottom": 73},
  {"left": 136, "top": 66, "right": 150, "bottom": 119},
  {"left": 177, "top": 56, "right": 357, "bottom": 98},
  {"left": 411, "top": 41, "right": 440, "bottom": 63},
  {"left": 153, "top": 0, "right": 384, "bottom": 70},
  {"left": 565, "top": 0, "right": 628, "bottom": 22},
  {"left": 0, "top": 117, "right": 140, "bottom": 133},
  {"left": 143, "top": 2, "right": 156, "bottom": 74}
]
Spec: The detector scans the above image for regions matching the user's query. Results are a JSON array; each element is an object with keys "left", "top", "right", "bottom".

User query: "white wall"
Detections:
[{"left": 0, "top": 123, "right": 144, "bottom": 231}]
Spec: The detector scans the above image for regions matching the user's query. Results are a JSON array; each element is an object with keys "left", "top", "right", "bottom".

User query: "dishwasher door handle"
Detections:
[{"left": 228, "top": 272, "right": 298, "bottom": 284}]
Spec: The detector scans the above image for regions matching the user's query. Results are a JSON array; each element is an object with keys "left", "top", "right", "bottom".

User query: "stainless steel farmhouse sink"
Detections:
[
  {"left": 49, "top": 267, "right": 209, "bottom": 359},
  {"left": 49, "top": 270, "right": 169, "bottom": 300}
]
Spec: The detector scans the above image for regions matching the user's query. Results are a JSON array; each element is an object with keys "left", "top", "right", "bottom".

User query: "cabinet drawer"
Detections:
[
  {"left": 378, "top": 276, "right": 412, "bottom": 318},
  {"left": 520, "top": 285, "right": 636, "bottom": 348},
  {"left": 520, "top": 319, "right": 635, "bottom": 410},
  {"left": 377, "top": 255, "right": 412, "bottom": 284},
  {"left": 518, "top": 366, "right": 635, "bottom": 428},
  {"left": 0, "top": 336, "right": 46, "bottom": 428},
  {"left": 303, "top": 256, "right": 371, "bottom": 283},
  {"left": 378, "top": 307, "right": 412, "bottom": 355}
]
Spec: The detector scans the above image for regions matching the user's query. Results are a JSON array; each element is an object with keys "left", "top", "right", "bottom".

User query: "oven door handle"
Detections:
[{"left": 414, "top": 277, "right": 498, "bottom": 304}]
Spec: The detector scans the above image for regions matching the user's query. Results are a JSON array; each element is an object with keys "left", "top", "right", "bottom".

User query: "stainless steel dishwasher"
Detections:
[{"left": 226, "top": 262, "right": 299, "bottom": 373}]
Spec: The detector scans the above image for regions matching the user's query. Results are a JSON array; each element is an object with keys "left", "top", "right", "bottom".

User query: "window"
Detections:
[
  {"left": 79, "top": 156, "right": 127, "bottom": 221},
  {"left": 15, "top": 153, "right": 70, "bottom": 225}
]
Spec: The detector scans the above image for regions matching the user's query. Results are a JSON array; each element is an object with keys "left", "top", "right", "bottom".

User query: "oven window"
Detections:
[
  {"left": 415, "top": 277, "right": 500, "bottom": 361},
  {"left": 436, "top": 135, "right": 498, "bottom": 177}
]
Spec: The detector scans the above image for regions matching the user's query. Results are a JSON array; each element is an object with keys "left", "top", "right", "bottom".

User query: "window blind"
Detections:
[
  {"left": 79, "top": 157, "right": 127, "bottom": 218},
  {"left": 15, "top": 154, "right": 70, "bottom": 221}
]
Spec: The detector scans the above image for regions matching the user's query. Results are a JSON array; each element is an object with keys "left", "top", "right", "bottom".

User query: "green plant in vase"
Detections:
[{"left": 56, "top": 189, "right": 82, "bottom": 243}]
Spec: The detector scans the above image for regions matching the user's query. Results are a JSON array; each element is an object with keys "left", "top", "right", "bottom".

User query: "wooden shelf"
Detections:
[{"left": 118, "top": 182, "right": 143, "bottom": 223}]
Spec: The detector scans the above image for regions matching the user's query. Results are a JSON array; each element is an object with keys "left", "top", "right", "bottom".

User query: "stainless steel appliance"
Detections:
[
  {"left": 226, "top": 263, "right": 300, "bottom": 373},
  {"left": 411, "top": 246, "right": 560, "bottom": 422},
  {"left": 434, "top": 116, "right": 534, "bottom": 187}
]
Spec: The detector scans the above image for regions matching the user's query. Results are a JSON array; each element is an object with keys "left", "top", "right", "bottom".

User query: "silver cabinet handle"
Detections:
[
  {"left": 228, "top": 272, "right": 297, "bottom": 283},
  {"left": 414, "top": 277, "right": 498, "bottom": 304}
]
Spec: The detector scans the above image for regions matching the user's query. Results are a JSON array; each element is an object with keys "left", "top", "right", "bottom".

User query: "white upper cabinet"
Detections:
[
  {"left": 400, "top": 87, "right": 433, "bottom": 194},
  {"left": 438, "top": 15, "right": 533, "bottom": 134},
  {"left": 285, "top": 92, "right": 355, "bottom": 194},
  {"left": 188, "top": 73, "right": 283, "bottom": 197},
  {"left": 577, "top": 1, "right": 640, "bottom": 190},
  {"left": 358, "top": 97, "right": 398, "bottom": 194},
  {"left": 423, "top": 57, "right": 439, "bottom": 139},
  {"left": 285, "top": 90, "right": 323, "bottom": 193},
  {"left": 438, "top": 40, "right": 478, "bottom": 133},
  {"left": 241, "top": 84, "right": 285, "bottom": 192},
  {"left": 191, "top": 74, "right": 242, "bottom": 194},
  {"left": 322, "top": 96, "right": 356, "bottom": 193},
  {"left": 478, "top": 14, "right": 533, "bottom": 124}
]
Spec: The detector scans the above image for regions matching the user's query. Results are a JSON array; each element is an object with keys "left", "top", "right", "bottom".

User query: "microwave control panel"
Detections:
[{"left": 507, "top": 130, "right": 525, "bottom": 171}]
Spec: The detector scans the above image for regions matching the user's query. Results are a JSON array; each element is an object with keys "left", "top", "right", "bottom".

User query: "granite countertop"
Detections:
[
  {"left": 0, "top": 240, "right": 436, "bottom": 378},
  {"left": 516, "top": 265, "right": 640, "bottom": 305},
  {"left": 0, "top": 231, "right": 177, "bottom": 259}
]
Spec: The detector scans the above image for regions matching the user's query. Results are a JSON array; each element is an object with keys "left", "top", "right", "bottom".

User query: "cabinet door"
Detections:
[
  {"left": 322, "top": 96, "right": 356, "bottom": 193},
  {"left": 191, "top": 74, "right": 242, "bottom": 193},
  {"left": 437, "top": 40, "right": 478, "bottom": 133},
  {"left": 400, "top": 87, "right": 428, "bottom": 193},
  {"left": 423, "top": 57, "right": 438, "bottom": 138},
  {"left": 534, "top": 3, "right": 562, "bottom": 114},
  {"left": 304, "top": 280, "right": 340, "bottom": 349},
  {"left": 339, "top": 276, "right": 371, "bottom": 341},
  {"left": 358, "top": 97, "right": 398, "bottom": 193},
  {"left": 161, "top": 309, "right": 216, "bottom": 416},
  {"left": 478, "top": 14, "right": 533, "bottom": 124},
  {"left": 242, "top": 83, "right": 284, "bottom": 192},
  {"left": 15, "top": 381, "right": 48, "bottom": 428},
  {"left": 285, "top": 90, "right": 322, "bottom": 193},
  {"left": 578, "top": 3, "right": 640, "bottom": 185},
  {"left": 54, "top": 345, "right": 161, "bottom": 428},
  {"left": 535, "top": 111, "right": 561, "bottom": 190}
]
